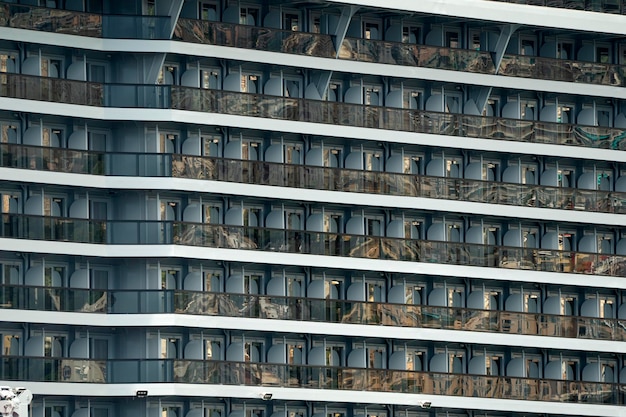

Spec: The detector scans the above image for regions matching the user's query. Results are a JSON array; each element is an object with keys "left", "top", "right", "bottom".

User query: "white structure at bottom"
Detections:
[{"left": 0, "top": 387, "right": 32, "bottom": 417}]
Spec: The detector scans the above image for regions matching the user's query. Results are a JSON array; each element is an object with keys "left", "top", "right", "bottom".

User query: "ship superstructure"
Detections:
[{"left": 0, "top": 1, "right": 624, "bottom": 417}]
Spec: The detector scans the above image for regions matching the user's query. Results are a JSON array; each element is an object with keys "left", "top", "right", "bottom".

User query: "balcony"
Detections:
[
  {"left": 173, "top": 20, "right": 337, "bottom": 59},
  {"left": 3, "top": 143, "right": 625, "bottom": 215},
  {"left": 1, "top": 2, "right": 625, "bottom": 87},
  {"left": 0, "top": 214, "right": 624, "bottom": 277},
  {"left": 1, "top": 73, "right": 624, "bottom": 152},
  {"left": 0, "top": 356, "right": 624, "bottom": 405},
  {"left": 1, "top": 285, "right": 625, "bottom": 341},
  {"left": 0, "top": 3, "right": 101, "bottom": 37},
  {"left": 0, "top": 2, "right": 172, "bottom": 39},
  {"left": 174, "top": 19, "right": 626, "bottom": 87}
]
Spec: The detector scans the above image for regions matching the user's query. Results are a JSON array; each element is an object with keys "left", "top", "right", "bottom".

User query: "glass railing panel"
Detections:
[
  {"left": 535, "top": 187, "right": 568, "bottom": 209},
  {"left": 500, "top": 53, "right": 626, "bottom": 86},
  {"left": 383, "top": 172, "right": 408, "bottom": 196},
  {"left": 532, "top": 121, "right": 570, "bottom": 144},
  {"left": 53, "top": 358, "right": 107, "bottom": 382},
  {"left": 339, "top": 38, "right": 496, "bottom": 74},
  {"left": 137, "top": 153, "right": 172, "bottom": 177},
  {"left": 420, "top": 306, "right": 457, "bottom": 329},
  {"left": 563, "top": 0, "right": 589, "bottom": 9},
  {"left": 0, "top": 3, "right": 102, "bottom": 37},
  {"left": 417, "top": 176, "right": 440, "bottom": 199},
  {"left": 173, "top": 19, "right": 215, "bottom": 44},
  {"left": 0, "top": 214, "right": 106, "bottom": 243},
  {"left": 238, "top": 25, "right": 335, "bottom": 58},
  {"left": 461, "top": 180, "right": 498, "bottom": 203},
  {"left": 0, "top": 357, "right": 107, "bottom": 382},
  {"left": 498, "top": 310, "right": 534, "bottom": 334},
  {"left": 573, "top": 188, "right": 608, "bottom": 211},
  {"left": 572, "top": 125, "right": 624, "bottom": 149},
  {"left": 339, "top": 38, "right": 387, "bottom": 63},
  {"left": 418, "top": 46, "right": 496, "bottom": 74},
  {"left": 461, "top": 309, "right": 498, "bottom": 331},
  {"left": 379, "top": 303, "right": 422, "bottom": 327},
  {"left": 498, "top": 54, "right": 554, "bottom": 81},
  {"left": 174, "top": 19, "right": 336, "bottom": 58},
  {"left": 172, "top": 154, "right": 197, "bottom": 179},
  {"left": 500, "top": 182, "right": 531, "bottom": 206},
  {"left": 577, "top": 316, "right": 616, "bottom": 339},
  {"left": 0, "top": 73, "right": 103, "bottom": 105},
  {"left": 459, "top": 114, "right": 498, "bottom": 138},
  {"left": 0, "top": 143, "right": 105, "bottom": 174},
  {"left": 539, "top": 314, "right": 578, "bottom": 337},
  {"left": 0, "top": 214, "right": 98, "bottom": 242},
  {"left": 415, "top": 111, "right": 460, "bottom": 136},
  {"left": 339, "top": 301, "right": 365, "bottom": 324},
  {"left": 103, "top": 83, "right": 170, "bottom": 108},
  {"left": 110, "top": 152, "right": 171, "bottom": 177},
  {"left": 574, "top": 61, "right": 623, "bottom": 86},
  {"left": 491, "top": 117, "right": 534, "bottom": 142},
  {"left": 109, "top": 153, "right": 141, "bottom": 176},
  {"left": 102, "top": 15, "right": 171, "bottom": 39}
]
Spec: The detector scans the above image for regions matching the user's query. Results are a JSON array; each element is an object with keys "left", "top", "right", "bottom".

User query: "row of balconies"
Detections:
[
  {"left": 3, "top": 2, "right": 626, "bottom": 90},
  {"left": 2, "top": 73, "right": 626, "bottom": 152},
  {"left": 5, "top": 143, "right": 626, "bottom": 215},
  {"left": 1, "top": 214, "right": 625, "bottom": 277},
  {"left": 173, "top": 19, "right": 626, "bottom": 88},
  {"left": 0, "top": 356, "right": 623, "bottom": 405},
  {"left": 1, "top": 286, "right": 625, "bottom": 341}
]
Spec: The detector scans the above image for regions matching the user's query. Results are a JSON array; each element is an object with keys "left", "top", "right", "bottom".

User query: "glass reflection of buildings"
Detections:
[{"left": 0, "top": 1, "right": 624, "bottom": 417}]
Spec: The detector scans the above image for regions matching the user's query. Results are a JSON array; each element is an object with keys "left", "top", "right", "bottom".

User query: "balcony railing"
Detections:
[
  {"left": 169, "top": 87, "right": 626, "bottom": 151},
  {"left": 0, "top": 356, "right": 624, "bottom": 405},
  {"left": 0, "top": 3, "right": 102, "bottom": 37},
  {"left": 0, "top": 73, "right": 104, "bottom": 105},
  {"left": 0, "top": 2, "right": 172, "bottom": 39},
  {"left": 488, "top": 0, "right": 626, "bottom": 14},
  {"left": 1, "top": 285, "right": 625, "bottom": 341},
  {"left": 3, "top": 143, "right": 625, "bottom": 215},
  {"left": 174, "top": 19, "right": 626, "bottom": 87},
  {"left": 1, "top": 2, "right": 624, "bottom": 82},
  {"left": 0, "top": 213, "right": 624, "bottom": 277},
  {"left": 1, "top": 72, "right": 625, "bottom": 151},
  {"left": 173, "top": 19, "right": 337, "bottom": 58},
  {"left": 499, "top": 53, "right": 624, "bottom": 86}
]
